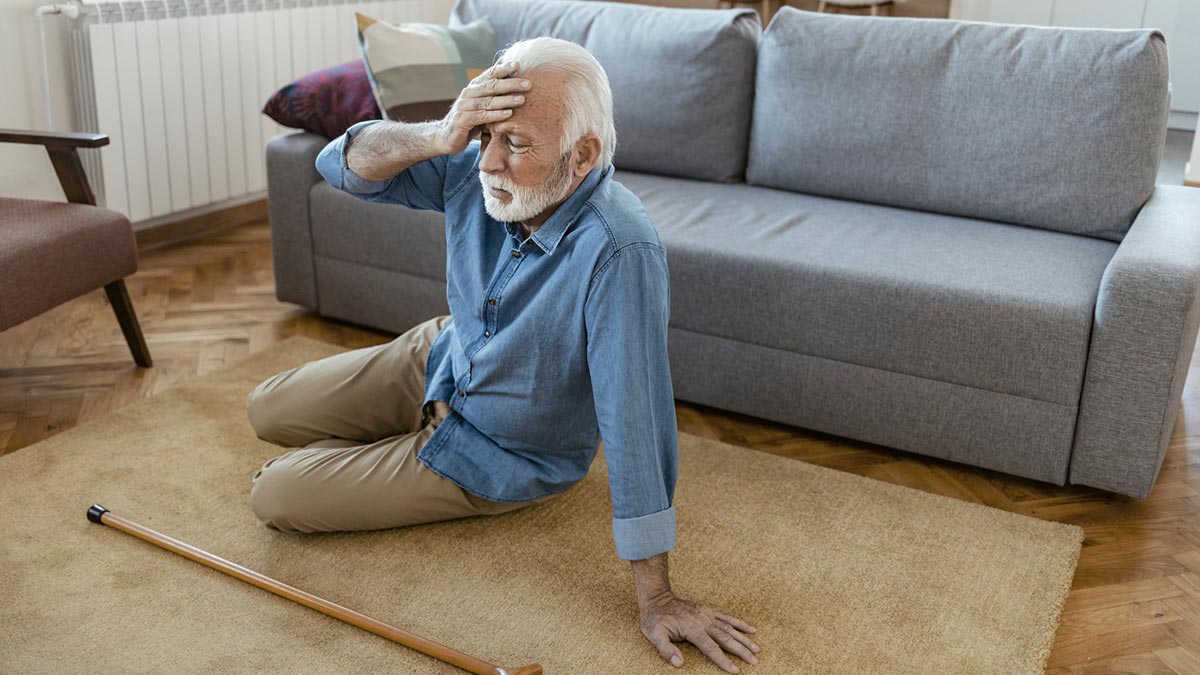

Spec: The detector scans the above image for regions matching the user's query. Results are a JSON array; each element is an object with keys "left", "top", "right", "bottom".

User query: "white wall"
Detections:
[
  {"left": 0, "top": 0, "right": 83, "bottom": 201},
  {"left": 0, "top": 0, "right": 456, "bottom": 207}
]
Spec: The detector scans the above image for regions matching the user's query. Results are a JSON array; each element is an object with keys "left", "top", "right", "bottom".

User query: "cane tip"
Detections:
[{"left": 86, "top": 504, "right": 109, "bottom": 524}]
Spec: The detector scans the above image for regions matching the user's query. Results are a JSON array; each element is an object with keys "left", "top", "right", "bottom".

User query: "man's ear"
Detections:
[{"left": 572, "top": 133, "right": 602, "bottom": 177}]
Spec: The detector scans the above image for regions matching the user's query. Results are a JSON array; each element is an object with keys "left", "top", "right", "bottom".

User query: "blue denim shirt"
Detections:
[{"left": 315, "top": 120, "right": 678, "bottom": 560}]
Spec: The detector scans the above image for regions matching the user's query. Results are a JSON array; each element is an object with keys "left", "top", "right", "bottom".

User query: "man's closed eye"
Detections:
[{"left": 481, "top": 131, "right": 527, "bottom": 151}]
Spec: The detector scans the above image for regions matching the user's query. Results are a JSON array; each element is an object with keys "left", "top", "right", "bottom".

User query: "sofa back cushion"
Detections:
[
  {"left": 746, "top": 8, "right": 1169, "bottom": 242},
  {"left": 451, "top": 0, "right": 760, "bottom": 183}
]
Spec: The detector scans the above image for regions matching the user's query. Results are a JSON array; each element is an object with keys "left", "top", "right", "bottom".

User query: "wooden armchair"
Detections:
[{"left": 0, "top": 129, "right": 152, "bottom": 367}]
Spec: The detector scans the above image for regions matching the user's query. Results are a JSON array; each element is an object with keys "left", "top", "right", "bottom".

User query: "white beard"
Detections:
[{"left": 480, "top": 150, "right": 575, "bottom": 225}]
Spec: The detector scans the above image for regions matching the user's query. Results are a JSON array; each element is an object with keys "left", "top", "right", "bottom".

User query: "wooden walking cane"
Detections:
[{"left": 86, "top": 504, "right": 542, "bottom": 675}]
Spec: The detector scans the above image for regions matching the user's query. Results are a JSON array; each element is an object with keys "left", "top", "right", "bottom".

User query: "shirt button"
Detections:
[
  {"left": 512, "top": 250, "right": 521, "bottom": 258},
  {"left": 458, "top": 390, "right": 465, "bottom": 397},
  {"left": 488, "top": 298, "right": 496, "bottom": 305},
  {"left": 484, "top": 331, "right": 491, "bottom": 338}
]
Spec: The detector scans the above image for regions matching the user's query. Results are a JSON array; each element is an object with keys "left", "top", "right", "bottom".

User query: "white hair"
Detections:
[{"left": 496, "top": 37, "right": 617, "bottom": 170}]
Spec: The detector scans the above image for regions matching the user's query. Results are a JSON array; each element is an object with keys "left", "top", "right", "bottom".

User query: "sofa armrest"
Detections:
[
  {"left": 265, "top": 131, "right": 329, "bottom": 308},
  {"left": 1069, "top": 186, "right": 1200, "bottom": 498}
]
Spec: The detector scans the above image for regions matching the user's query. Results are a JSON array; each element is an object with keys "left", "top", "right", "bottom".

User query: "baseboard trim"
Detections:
[
  {"left": 133, "top": 194, "right": 268, "bottom": 253},
  {"left": 1169, "top": 110, "right": 1198, "bottom": 132}
]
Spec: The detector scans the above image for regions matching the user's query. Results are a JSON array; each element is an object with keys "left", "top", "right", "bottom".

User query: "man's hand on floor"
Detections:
[
  {"left": 423, "top": 400, "right": 453, "bottom": 428},
  {"left": 639, "top": 590, "right": 760, "bottom": 672}
]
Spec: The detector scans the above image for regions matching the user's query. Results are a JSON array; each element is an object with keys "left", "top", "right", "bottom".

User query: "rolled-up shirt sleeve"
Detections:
[
  {"left": 315, "top": 119, "right": 477, "bottom": 213},
  {"left": 584, "top": 242, "right": 679, "bottom": 561}
]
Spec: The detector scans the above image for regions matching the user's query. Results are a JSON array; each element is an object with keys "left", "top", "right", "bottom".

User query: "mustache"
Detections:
[{"left": 480, "top": 174, "right": 517, "bottom": 193}]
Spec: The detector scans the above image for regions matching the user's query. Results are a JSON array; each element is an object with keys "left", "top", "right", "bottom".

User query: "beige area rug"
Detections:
[{"left": 0, "top": 336, "right": 1083, "bottom": 674}]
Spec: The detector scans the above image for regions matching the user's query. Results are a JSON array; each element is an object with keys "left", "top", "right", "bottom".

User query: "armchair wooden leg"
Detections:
[{"left": 104, "top": 279, "right": 152, "bottom": 368}]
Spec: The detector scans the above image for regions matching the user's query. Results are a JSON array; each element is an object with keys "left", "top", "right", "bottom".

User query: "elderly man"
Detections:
[{"left": 245, "top": 37, "right": 761, "bottom": 672}]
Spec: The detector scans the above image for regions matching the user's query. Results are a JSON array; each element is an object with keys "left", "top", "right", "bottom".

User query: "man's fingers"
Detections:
[
  {"left": 644, "top": 626, "right": 684, "bottom": 668},
  {"left": 688, "top": 629, "right": 740, "bottom": 673},
  {"left": 471, "top": 109, "right": 512, "bottom": 122},
  {"left": 715, "top": 620, "right": 761, "bottom": 654},
  {"left": 709, "top": 624, "right": 759, "bottom": 666},
  {"left": 464, "top": 77, "right": 530, "bottom": 100},
  {"left": 473, "top": 59, "right": 519, "bottom": 84},
  {"left": 466, "top": 93, "right": 526, "bottom": 112},
  {"left": 489, "top": 59, "right": 519, "bottom": 77},
  {"left": 715, "top": 612, "right": 757, "bottom": 633},
  {"left": 470, "top": 61, "right": 523, "bottom": 91}
]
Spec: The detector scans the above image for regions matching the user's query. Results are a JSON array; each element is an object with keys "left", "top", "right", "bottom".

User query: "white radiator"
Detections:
[{"left": 55, "top": 0, "right": 453, "bottom": 224}]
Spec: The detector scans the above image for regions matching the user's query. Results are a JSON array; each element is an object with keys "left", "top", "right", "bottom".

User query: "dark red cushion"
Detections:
[{"left": 262, "top": 59, "right": 381, "bottom": 139}]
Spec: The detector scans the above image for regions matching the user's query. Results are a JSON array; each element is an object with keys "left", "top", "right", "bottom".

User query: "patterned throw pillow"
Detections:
[
  {"left": 261, "top": 59, "right": 381, "bottom": 139},
  {"left": 355, "top": 13, "right": 497, "bottom": 123}
]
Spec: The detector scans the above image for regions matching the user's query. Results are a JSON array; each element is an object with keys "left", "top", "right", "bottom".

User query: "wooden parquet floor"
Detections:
[{"left": 4, "top": 218, "right": 1200, "bottom": 673}]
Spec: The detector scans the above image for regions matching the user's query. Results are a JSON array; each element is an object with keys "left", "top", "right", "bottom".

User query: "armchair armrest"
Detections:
[
  {"left": 0, "top": 128, "right": 109, "bottom": 205},
  {"left": 0, "top": 129, "right": 109, "bottom": 149},
  {"left": 265, "top": 130, "right": 331, "bottom": 309},
  {"left": 1069, "top": 186, "right": 1200, "bottom": 498}
]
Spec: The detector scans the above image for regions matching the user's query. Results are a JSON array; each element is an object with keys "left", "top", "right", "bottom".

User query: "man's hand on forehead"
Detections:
[{"left": 436, "top": 60, "right": 533, "bottom": 156}]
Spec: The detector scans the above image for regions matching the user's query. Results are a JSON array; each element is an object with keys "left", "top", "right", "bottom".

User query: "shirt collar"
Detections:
[{"left": 500, "top": 162, "right": 613, "bottom": 255}]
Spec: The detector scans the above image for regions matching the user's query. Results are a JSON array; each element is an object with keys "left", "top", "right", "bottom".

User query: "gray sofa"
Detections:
[{"left": 264, "top": 0, "right": 1200, "bottom": 500}]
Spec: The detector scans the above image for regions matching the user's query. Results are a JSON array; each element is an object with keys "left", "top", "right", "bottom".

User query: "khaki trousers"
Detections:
[{"left": 245, "top": 314, "right": 550, "bottom": 534}]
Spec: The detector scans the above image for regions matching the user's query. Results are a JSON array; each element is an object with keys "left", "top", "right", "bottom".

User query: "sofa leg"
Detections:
[{"left": 104, "top": 279, "right": 152, "bottom": 368}]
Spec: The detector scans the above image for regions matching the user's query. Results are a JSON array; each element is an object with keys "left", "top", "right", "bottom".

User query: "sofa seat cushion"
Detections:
[{"left": 615, "top": 170, "right": 1118, "bottom": 407}]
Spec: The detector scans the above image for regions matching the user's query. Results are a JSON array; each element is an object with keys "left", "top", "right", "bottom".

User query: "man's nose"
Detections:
[{"left": 479, "top": 137, "right": 506, "bottom": 174}]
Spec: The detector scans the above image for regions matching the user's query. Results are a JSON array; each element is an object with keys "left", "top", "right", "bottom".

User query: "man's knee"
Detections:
[
  {"left": 249, "top": 459, "right": 311, "bottom": 533},
  {"left": 245, "top": 379, "right": 286, "bottom": 445}
]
